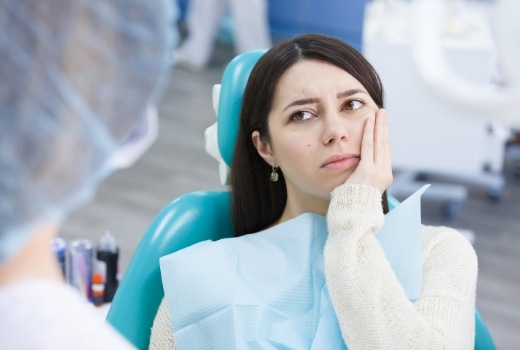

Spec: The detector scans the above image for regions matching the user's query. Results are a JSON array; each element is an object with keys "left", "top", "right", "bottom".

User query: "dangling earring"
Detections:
[{"left": 270, "top": 165, "right": 279, "bottom": 182}]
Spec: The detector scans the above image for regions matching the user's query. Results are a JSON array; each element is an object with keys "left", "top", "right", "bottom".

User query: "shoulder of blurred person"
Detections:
[{"left": 0, "top": 0, "right": 178, "bottom": 347}]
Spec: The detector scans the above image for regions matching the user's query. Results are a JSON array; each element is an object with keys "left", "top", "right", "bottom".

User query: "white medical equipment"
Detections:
[
  {"left": 412, "top": 0, "right": 520, "bottom": 125},
  {"left": 363, "top": 0, "right": 518, "bottom": 218}
]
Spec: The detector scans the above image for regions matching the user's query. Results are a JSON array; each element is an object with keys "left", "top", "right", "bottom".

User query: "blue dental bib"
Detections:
[{"left": 160, "top": 186, "right": 428, "bottom": 349}]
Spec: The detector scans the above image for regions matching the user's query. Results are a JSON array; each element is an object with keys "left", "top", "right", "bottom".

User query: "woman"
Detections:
[{"left": 151, "top": 34, "right": 477, "bottom": 349}]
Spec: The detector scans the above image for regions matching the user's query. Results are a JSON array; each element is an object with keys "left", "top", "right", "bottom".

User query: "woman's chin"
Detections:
[{"left": 332, "top": 172, "right": 354, "bottom": 188}]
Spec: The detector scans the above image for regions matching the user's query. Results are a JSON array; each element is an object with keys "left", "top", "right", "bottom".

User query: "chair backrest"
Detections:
[
  {"left": 106, "top": 50, "right": 495, "bottom": 350},
  {"left": 474, "top": 310, "right": 496, "bottom": 350}
]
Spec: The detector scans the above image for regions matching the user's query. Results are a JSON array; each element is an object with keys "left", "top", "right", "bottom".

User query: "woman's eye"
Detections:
[
  {"left": 290, "top": 110, "right": 314, "bottom": 122},
  {"left": 343, "top": 99, "right": 364, "bottom": 111}
]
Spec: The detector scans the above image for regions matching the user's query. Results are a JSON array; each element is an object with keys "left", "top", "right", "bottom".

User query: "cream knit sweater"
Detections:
[{"left": 149, "top": 184, "right": 478, "bottom": 349}]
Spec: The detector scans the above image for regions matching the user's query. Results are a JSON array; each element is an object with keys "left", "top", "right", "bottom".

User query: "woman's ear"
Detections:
[{"left": 252, "top": 131, "right": 274, "bottom": 166}]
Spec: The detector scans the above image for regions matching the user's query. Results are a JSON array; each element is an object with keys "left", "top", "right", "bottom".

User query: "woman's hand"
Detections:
[{"left": 345, "top": 109, "right": 393, "bottom": 193}]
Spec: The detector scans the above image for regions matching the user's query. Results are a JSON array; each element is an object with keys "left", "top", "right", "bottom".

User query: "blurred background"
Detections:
[{"left": 61, "top": 0, "right": 519, "bottom": 348}]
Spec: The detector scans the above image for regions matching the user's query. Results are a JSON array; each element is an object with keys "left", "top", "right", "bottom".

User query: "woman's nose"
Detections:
[{"left": 321, "top": 113, "right": 350, "bottom": 145}]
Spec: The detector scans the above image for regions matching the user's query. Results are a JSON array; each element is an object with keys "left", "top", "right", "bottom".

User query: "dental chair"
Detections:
[{"left": 106, "top": 51, "right": 496, "bottom": 350}]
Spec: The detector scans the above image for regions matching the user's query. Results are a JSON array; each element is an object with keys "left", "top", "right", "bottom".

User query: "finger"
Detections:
[
  {"left": 360, "top": 116, "right": 375, "bottom": 164},
  {"left": 382, "top": 109, "right": 391, "bottom": 162},
  {"left": 374, "top": 109, "right": 386, "bottom": 163},
  {"left": 380, "top": 108, "right": 389, "bottom": 143},
  {"left": 374, "top": 109, "right": 385, "bottom": 140},
  {"left": 384, "top": 112, "right": 392, "bottom": 165},
  {"left": 381, "top": 110, "right": 393, "bottom": 185}
]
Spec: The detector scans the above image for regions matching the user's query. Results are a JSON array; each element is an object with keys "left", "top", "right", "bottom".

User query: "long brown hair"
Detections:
[{"left": 231, "top": 34, "right": 388, "bottom": 237}]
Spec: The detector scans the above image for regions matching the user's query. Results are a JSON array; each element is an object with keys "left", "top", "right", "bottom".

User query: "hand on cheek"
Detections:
[{"left": 345, "top": 108, "right": 393, "bottom": 193}]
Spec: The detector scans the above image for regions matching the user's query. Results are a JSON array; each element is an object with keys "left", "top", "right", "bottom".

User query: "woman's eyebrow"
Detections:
[
  {"left": 283, "top": 97, "right": 320, "bottom": 111},
  {"left": 336, "top": 89, "right": 367, "bottom": 99},
  {"left": 282, "top": 89, "right": 367, "bottom": 111}
]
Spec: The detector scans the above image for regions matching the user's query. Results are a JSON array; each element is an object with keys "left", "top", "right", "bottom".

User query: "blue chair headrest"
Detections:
[{"left": 217, "top": 50, "right": 266, "bottom": 167}]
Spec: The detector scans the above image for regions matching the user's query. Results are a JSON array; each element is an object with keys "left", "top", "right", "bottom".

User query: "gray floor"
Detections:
[{"left": 61, "top": 47, "right": 520, "bottom": 349}]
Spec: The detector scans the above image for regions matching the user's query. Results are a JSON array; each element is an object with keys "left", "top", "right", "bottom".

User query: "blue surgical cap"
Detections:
[{"left": 0, "top": 0, "right": 175, "bottom": 263}]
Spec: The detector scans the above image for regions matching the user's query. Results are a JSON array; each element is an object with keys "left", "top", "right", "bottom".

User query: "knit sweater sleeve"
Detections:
[
  {"left": 149, "top": 298, "right": 176, "bottom": 350},
  {"left": 324, "top": 183, "right": 478, "bottom": 349}
]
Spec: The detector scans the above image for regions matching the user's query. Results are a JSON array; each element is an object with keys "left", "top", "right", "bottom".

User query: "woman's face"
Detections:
[{"left": 253, "top": 59, "right": 380, "bottom": 216}]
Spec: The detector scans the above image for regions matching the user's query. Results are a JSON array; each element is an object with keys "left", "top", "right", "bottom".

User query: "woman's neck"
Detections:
[
  {"left": 0, "top": 224, "right": 64, "bottom": 286},
  {"left": 275, "top": 191, "right": 330, "bottom": 226}
]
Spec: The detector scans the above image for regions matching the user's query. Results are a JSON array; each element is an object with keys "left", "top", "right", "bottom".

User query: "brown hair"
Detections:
[{"left": 231, "top": 34, "right": 388, "bottom": 236}]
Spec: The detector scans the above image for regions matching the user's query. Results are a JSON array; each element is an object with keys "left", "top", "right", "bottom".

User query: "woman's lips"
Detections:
[{"left": 321, "top": 155, "right": 360, "bottom": 170}]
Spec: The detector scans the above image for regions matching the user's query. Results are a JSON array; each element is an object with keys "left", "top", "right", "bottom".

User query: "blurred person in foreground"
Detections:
[{"left": 0, "top": 0, "right": 174, "bottom": 348}]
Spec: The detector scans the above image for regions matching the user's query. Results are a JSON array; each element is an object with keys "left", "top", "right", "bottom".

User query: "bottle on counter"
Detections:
[
  {"left": 68, "top": 239, "right": 94, "bottom": 300},
  {"left": 91, "top": 272, "right": 105, "bottom": 307},
  {"left": 96, "top": 231, "right": 119, "bottom": 303},
  {"left": 50, "top": 237, "right": 67, "bottom": 279}
]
